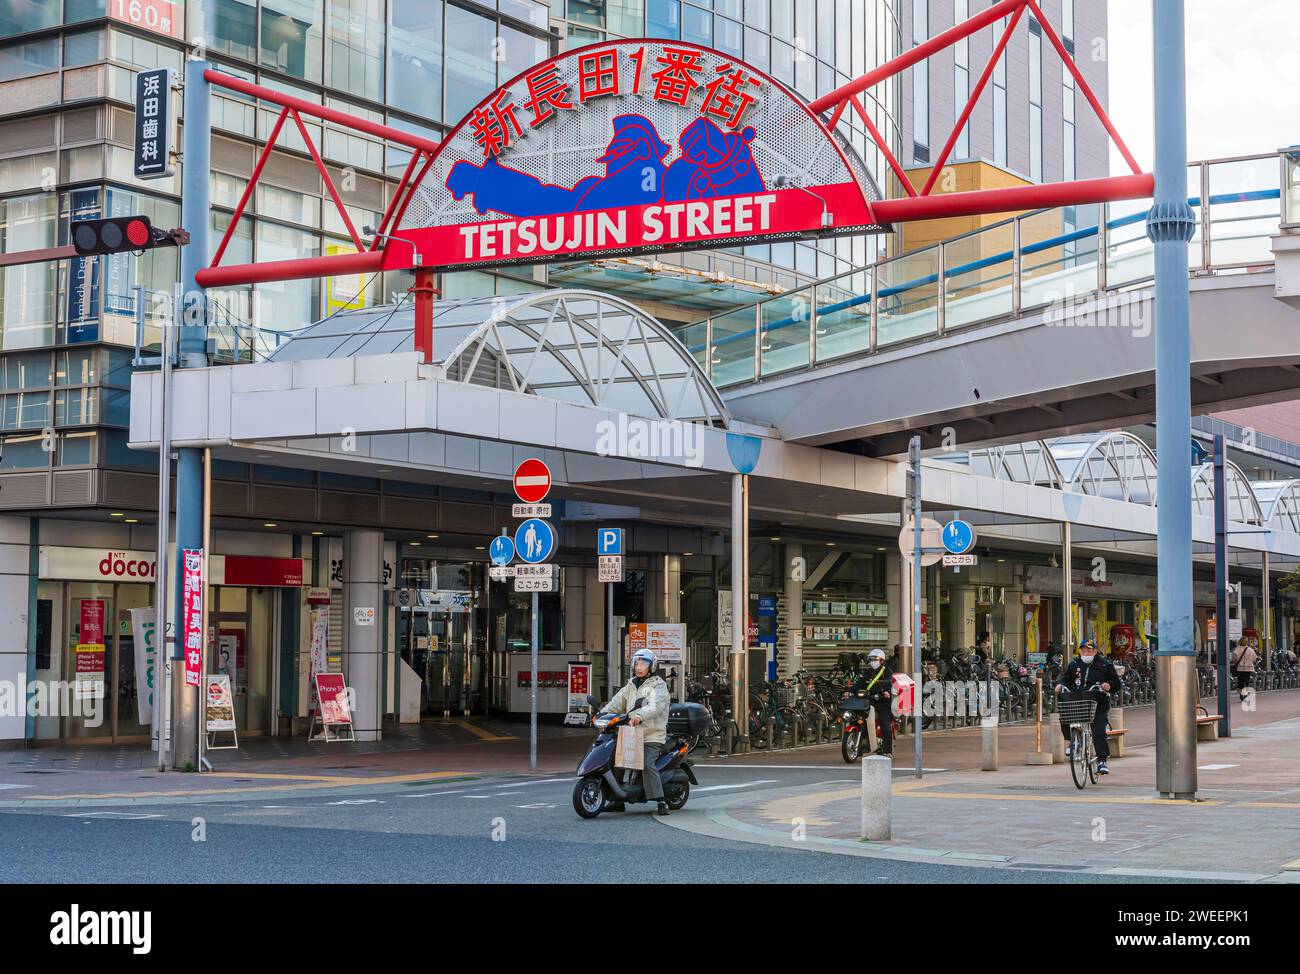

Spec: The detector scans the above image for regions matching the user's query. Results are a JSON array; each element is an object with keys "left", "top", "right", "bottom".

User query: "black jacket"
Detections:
[
  {"left": 851, "top": 664, "right": 894, "bottom": 701},
  {"left": 1057, "top": 655, "right": 1120, "bottom": 702}
]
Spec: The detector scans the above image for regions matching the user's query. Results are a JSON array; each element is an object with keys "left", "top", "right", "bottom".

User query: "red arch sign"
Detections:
[{"left": 382, "top": 40, "right": 887, "bottom": 273}]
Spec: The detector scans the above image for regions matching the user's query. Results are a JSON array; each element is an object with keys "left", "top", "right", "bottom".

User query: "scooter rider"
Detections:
[
  {"left": 1054, "top": 638, "right": 1119, "bottom": 775},
  {"left": 605, "top": 648, "right": 672, "bottom": 815},
  {"left": 850, "top": 648, "right": 894, "bottom": 757}
]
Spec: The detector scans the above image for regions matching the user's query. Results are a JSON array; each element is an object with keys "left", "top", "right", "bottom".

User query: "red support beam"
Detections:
[
  {"left": 1026, "top": 0, "right": 1143, "bottom": 175},
  {"left": 921, "top": 4, "right": 1026, "bottom": 195},
  {"left": 872, "top": 172, "right": 1154, "bottom": 224},
  {"left": 196, "top": 249, "right": 385, "bottom": 289},
  {"left": 205, "top": 70, "right": 444, "bottom": 156},
  {"left": 850, "top": 95, "right": 917, "bottom": 198},
  {"left": 809, "top": 0, "right": 1026, "bottom": 114},
  {"left": 288, "top": 108, "right": 364, "bottom": 252},
  {"left": 369, "top": 150, "right": 422, "bottom": 252},
  {"left": 212, "top": 106, "right": 289, "bottom": 267},
  {"left": 410, "top": 267, "right": 438, "bottom": 365}
]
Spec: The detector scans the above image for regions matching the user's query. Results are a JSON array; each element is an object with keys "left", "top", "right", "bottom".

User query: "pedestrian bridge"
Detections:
[{"left": 693, "top": 149, "right": 1300, "bottom": 456}]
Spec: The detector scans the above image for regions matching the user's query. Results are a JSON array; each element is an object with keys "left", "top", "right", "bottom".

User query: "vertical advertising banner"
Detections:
[
  {"left": 128, "top": 606, "right": 157, "bottom": 726},
  {"left": 307, "top": 588, "right": 330, "bottom": 711},
  {"left": 75, "top": 598, "right": 107, "bottom": 700},
  {"left": 181, "top": 549, "right": 204, "bottom": 688}
]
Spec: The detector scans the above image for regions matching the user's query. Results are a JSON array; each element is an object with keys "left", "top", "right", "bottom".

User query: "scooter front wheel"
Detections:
[
  {"left": 573, "top": 776, "right": 607, "bottom": 818},
  {"left": 665, "top": 778, "right": 689, "bottom": 811},
  {"left": 841, "top": 726, "right": 862, "bottom": 763}
]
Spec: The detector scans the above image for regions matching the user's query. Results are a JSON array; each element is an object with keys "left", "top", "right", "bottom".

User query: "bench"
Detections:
[
  {"left": 1196, "top": 711, "right": 1224, "bottom": 742},
  {"left": 1105, "top": 727, "right": 1127, "bottom": 758}
]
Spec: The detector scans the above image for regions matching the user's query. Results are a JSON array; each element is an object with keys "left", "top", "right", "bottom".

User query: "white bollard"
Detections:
[
  {"left": 860, "top": 755, "right": 891, "bottom": 841},
  {"left": 1050, "top": 720, "right": 1066, "bottom": 764}
]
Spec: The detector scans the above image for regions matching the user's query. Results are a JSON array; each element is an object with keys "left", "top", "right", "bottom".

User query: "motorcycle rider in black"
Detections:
[{"left": 850, "top": 647, "right": 894, "bottom": 756}]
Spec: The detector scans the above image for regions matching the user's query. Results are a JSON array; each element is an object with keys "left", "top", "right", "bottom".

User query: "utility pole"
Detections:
[
  {"left": 1149, "top": 0, "right": 1198, "bottom": 800},
  {"left": 171, "top": 55, "right": 211, "bottom": 767}
]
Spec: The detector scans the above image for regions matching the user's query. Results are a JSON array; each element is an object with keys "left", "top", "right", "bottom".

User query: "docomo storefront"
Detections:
[{"left": 35, "top": 545, "right": 305, "bottom": 743}]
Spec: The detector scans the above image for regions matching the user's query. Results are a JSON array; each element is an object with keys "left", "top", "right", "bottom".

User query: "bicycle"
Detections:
[{"left": 1057, "top": 684, "right": 1107, "bottom": 790}]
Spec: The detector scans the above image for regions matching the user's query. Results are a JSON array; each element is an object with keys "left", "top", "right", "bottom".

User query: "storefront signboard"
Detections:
[
  {"left": 181, "top": 549, "right": 204, "bottom": 688},
  {"left": 40, "top": 547, "right": 159, "bottom": 582},
  {"left": 204, "top": 674, "right": 236, "bottom": 733},
  {"left": 384, "top": 41, "right": 884, "bottom": 274},
  {"left": 628, "top": 622, "right": 685, "bottom": 664},
  {"left": 315, "top": 674, "right": 352, "bottom": 726}
]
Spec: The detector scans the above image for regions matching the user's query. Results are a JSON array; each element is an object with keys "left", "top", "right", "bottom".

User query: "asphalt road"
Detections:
[{"left": 0, "top": 764, "right": 1191, "bottom": 884}]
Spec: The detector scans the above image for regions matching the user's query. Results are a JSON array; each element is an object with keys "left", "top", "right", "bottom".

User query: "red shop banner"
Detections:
[{"left": 181, "top": 549, "right": 204, "bottom": 688}]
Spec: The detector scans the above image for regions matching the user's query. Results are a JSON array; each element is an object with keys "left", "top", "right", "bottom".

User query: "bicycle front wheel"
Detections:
[{"left": 1070, "top": 726, "right": 1089, "bottom": 790}]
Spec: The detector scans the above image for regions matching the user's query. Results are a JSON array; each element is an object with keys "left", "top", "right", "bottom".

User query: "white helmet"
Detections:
[{"left": 868, "top": 648, "right": 886, "bottom": 661}]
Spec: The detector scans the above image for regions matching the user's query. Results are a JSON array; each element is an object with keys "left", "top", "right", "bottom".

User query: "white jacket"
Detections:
[{"left": 607, "top": 673, "right": 670, "bottom": 743}]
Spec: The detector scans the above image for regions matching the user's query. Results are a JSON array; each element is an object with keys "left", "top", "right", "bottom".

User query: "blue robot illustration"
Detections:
[{"left": 446, "top": 114, "right": 765, "bottom": 219}]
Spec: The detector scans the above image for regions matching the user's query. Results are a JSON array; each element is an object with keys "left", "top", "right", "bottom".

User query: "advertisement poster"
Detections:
[
  {"left": 217, "top": 630, "right": 244, "bottom": 690},
  {"left": 628, "top": 622, "right": 685, "bottom": 664},
  {"left": 1024, "top": 604, "right": 1040, "bottom": 657},
  {"left": 567, "top": 662, "right": 592, "bottom": 713},
  {"left": 307, "top": 588, "right": 330, "bottom": 711},
  {"left": 203, "top": 674, "right": 236, "bottom": 733},
  {"left": 181, "top": 549, "right": 204, "bottom": 688},
  {"left": 128, "top": 606, "right": 157, "bottom": 726},
  {"left": 75, "top": 598, "right": 107, "bottom": 700},
  {"left": 315, "top": 674, "right": 352, "bottom": 726}
]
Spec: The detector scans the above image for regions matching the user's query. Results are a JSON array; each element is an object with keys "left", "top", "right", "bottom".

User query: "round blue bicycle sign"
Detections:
[{"left": 942, "top": 519, "right": 976, "bottom": 555}]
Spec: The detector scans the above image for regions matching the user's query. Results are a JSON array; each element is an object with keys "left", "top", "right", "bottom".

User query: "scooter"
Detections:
[{"left": 572, "top": 695, "right": 711, "bottom": 818}]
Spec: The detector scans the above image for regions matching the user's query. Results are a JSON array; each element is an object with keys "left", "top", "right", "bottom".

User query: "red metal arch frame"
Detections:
[
  {"left": 194, "top": 0, "right": 1153, "bottom": 363},
  {"left": 810, "top": 0, "right": 1153, "bottom": 221}
]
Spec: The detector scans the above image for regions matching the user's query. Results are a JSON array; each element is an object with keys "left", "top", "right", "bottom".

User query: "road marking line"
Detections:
[
  {"left": 897, "top": 790, "right": 1217, "bottom": 806},
  {"left": 693, "top": 780, "right": 779, "bottom": 793},
  {"left": 447, "top": 719, "right": 517, "bottom": 742},
  {"left": 1197, "top": 764, "right": 1239, "bottom": 770},
  {"left": 402, "top": 791, "right": 465, "bottom": 798},
  {"left": 63, "top": 811, "right": 163, "bottom": 819},
  {"left": 1281, "top": 858, "right": 1300, "bottom": 871},
  {"left": 21, "top": 769, "right": 472, "bottom": 801},
  {"left": 326, "top": 799, "right": 384, "bottom": 805}
]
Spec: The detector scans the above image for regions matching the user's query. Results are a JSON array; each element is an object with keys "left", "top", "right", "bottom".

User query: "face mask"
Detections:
[
  {"left": 1080, "top": 654, "right": 1095, "bottom": 664},
  {"left": 869, "top": 660, "right": 882, "bottom": 669}
]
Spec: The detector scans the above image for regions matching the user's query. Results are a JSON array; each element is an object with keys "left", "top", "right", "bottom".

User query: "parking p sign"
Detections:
[{"left": 597, "top": 527, "right": 623, "bottom": 556}]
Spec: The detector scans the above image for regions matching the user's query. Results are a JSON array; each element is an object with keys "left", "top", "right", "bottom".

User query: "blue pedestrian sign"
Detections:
[
  {"left": 597, "top": 527, "right": 623, "bottom": 555},
  {"left": 942, "top": 519, "right": 976, "bottom": 555},
  {"left": 514, "top": 518, "right": 557, "bottom": 564},
  {"left": 488, "top": 535, "right": 515, "bottom": 566}
]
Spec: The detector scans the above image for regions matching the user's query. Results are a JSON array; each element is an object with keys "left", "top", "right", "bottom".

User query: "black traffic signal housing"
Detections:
[{"left": 70, "top": 216, "right": 187, "bottom": 257}]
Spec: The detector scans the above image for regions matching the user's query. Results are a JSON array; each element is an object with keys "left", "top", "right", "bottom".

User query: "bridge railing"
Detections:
[{"left": 695, "top": 150, "right": 1287, "bottom": 389}]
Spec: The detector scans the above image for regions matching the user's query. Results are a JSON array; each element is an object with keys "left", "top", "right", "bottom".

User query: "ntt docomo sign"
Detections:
[
  {"left": 385, "top": 40, "right": 884, "bottom": 273},
  {"left": 39, "top": 547, "right": 158, "bottom": 581}
]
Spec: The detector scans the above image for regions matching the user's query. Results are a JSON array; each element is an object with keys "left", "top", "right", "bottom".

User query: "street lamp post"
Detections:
[{"left": 1148, "top": 0, "right": 1198, "bottom": 800}]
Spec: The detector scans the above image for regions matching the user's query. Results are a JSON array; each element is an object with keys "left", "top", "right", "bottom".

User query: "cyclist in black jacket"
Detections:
[{"left": 1054, "top": 638, "right": 1120, "bottom": 775}]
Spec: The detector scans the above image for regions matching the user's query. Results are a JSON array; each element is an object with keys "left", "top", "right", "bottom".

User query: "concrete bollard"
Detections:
[
  {"left": 980, "top": 713, "right": 999, "bottom": 771},
  {"left": 1050, "top": 719, "right": 1066, "bottom": 763},
  {"left": 860, "top": 755, "right": 891, "bottom": 841},
  {"left": 1109, "top": 706, "right": 1125, "bottom": 758}
]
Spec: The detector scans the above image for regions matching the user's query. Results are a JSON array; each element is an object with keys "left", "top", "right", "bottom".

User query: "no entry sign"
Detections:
[{"left": 513, "top": 459, "right": 551, "bottom": 503}]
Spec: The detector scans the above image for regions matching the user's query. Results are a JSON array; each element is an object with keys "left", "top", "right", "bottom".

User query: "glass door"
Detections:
[
  {"left": 64, "top": 583, "right": 114, "bottom": 740},
  {"left": 114, "top": 583, "right": 154, "bottom": 740}
]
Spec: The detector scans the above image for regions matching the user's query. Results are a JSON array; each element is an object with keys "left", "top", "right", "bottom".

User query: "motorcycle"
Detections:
[
  {"left": 839, "top": 690, "right": 895, "bottom": 763},
  {"left": 572, "top": 696, "right": 711, "bottom": 818}
]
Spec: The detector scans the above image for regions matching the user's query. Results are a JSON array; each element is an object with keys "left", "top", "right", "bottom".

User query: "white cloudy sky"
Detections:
[{"left": 1106, "top": 0, "right": 1297, "bottom": 172}]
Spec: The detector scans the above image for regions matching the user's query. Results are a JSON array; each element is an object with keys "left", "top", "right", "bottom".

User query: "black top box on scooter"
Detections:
[{"left": 667, "top": 702, "right": 711, "bottom": 735}]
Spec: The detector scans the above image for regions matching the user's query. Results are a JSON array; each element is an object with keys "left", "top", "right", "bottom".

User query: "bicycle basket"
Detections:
[
  {"left": 1056, "top": 698, "right": 1097, "bottom": 725},
  {"left": 774, "top": 686, "right": 801, "bottom": 709}
]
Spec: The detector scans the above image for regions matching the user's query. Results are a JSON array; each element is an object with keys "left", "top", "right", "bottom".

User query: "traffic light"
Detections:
[{"left": 70, "top": 216, "right": 185, "bottom": 257}]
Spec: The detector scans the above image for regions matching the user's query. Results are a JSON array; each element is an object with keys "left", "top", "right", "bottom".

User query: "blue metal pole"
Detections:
[
  {"left": 1147, "top": 0, "right": 1198, "bottom": 799},
  {"left": 1213, "top": 435, "right": 1230, "bottom": 737},
  {"left": 172, "top": 57, "right": 211, "bottom": 766}
]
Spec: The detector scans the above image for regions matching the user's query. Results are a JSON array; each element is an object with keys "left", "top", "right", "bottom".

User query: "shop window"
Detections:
[
  {"left": 4, "top": 351, "right": 53, "bottom": 389},
  {"left": 444, "top": 5, "right": 496, "bottom": 122},
  {"left": 328, "top": 0, "right": 384, "bottom": 102},
  {"left": 606, "top": 0, "right": 644, "bottom": 37},
  {"left": 0, "top": 432, "right": 49, "bottom": 468},
  {"left": 0, "top": 35, "right": 58, "bottom": 81},
  {"left": 2, "top": 389, "right": 50, "bottom": 429},
  {"left": 261, "top": 0, "right": 325, "bottom": 83},
  {"left": 194, "top": 0, "right": 258, "bottom": 63},
  {"left": 64, "top": 28, "right": 107, "bottom": 68},
  {"left": 57, "top": 430, "right": 95, "bottom": 465},
  {"left": 388, "top": 0, "right": 443, "bottom": 123}
]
